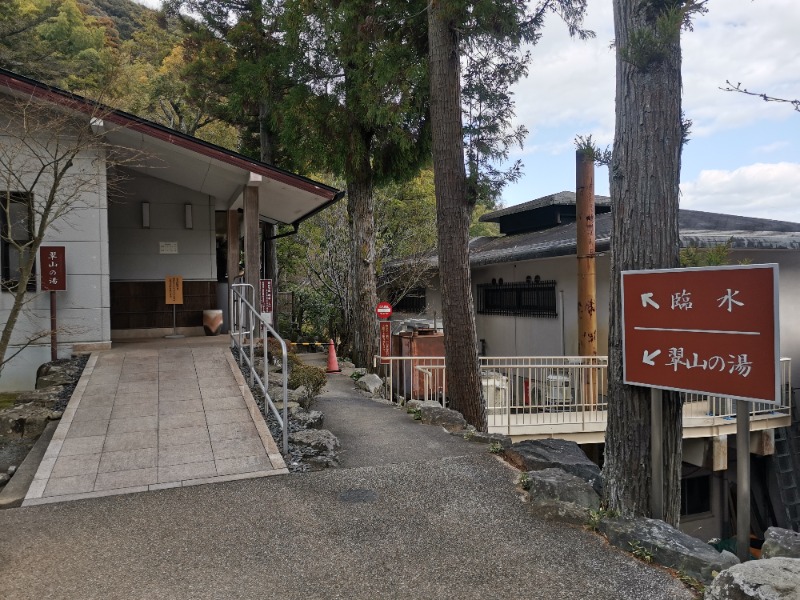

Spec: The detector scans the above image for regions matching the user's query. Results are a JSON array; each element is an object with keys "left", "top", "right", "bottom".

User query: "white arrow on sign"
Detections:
[
  {"left": 641, "top": 293, "right": 660, "bottom": 309},
  {"left": 642, "top": 349, "right": 662, "bottom": 366}
]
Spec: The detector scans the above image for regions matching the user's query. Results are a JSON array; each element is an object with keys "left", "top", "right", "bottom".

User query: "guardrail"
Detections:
[
  {"left": 373, "top": 355, "right": 791, "bottom": 438},
  {"left": 230, "top": 283, "right": 288, "bottom": 454}
]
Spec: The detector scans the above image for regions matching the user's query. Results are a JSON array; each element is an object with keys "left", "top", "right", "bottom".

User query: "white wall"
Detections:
[
  {"left": 0, "top": 120, "right": 109, "bottom": 390},
  {"left": 108, "top": 168, "right": 216, "bottom": 281},
  {"left": 729, "top": 249, "right": 800, "bottom": 389},
  {"left": 472, "top": 256, "right": 610, "bottom": 357}
]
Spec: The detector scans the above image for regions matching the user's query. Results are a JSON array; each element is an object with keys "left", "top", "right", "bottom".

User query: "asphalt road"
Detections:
[{"left": 0, "top": 372, "right": 692, "bottom": 600}]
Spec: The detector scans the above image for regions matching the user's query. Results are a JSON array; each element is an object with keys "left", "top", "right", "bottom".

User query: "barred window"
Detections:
[
  {"left": 392, "top": 288, "right": 426, "bottom": 313},
  {"left": 1, "top": 192, "right": 36, "bottom": 292},
  {"left": 477, "top": 279, "right": 557, "bottom": 317}
]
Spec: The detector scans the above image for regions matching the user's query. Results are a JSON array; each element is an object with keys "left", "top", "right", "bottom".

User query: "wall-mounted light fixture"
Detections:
[
  {"left": 185, "top": 204, "right": 193, "bottom": 229},
  {"left": 142, "top": 202, "right": 150, "bottom": 229}
]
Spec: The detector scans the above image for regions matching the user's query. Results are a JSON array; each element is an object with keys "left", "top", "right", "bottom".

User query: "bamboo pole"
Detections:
[{"left": 576, "top": 150, "right": 598, "bottom": 406}]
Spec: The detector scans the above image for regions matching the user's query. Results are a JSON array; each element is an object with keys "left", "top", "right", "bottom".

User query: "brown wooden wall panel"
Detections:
[{"left": 111, "top": 281, "right": 218, "bottom": 330}]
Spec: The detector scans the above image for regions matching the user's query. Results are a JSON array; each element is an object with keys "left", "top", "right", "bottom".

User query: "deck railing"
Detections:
[
  {"left": 373, "top": 355, "right": 791, "bottom": 437},
  {"left": 230, "top": 283, "right": 289, "bottom": 454}
]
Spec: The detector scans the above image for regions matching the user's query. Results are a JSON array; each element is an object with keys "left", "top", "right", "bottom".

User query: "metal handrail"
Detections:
[{"left": 230, "top": 283, "right": 289, "bottom": 455}]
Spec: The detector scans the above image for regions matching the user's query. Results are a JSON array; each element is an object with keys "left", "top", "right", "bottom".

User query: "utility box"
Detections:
[
  {"left": 482, "top": 372, "right": 508, "bottom": 410},
  {"left": 393, "top": 326, "right": 445, "bottom": 400}
]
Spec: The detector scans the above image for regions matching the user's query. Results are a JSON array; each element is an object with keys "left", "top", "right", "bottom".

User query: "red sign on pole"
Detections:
[
  {"left": 622, "top": 264, "right": 779, "bottom": 403},
  {"left": 376, "top": 302, "right": 393, "bottom": 319},
  {"left": 260, "top": 279, "right": 273, "bottom": 313},
  {"left": 40, "top": 246, "right": 66, "bottom": 291},
  {"left": 380, "top": 320, "right": 392, "bottom": 365}
]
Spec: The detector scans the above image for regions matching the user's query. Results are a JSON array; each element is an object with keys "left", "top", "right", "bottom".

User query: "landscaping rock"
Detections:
[
  {"left": 406, "top": 399, "right": 445, "bottom": 410},
  {"left": 36, "top": 359, "right": 82, "bottom": 389},
  {"left": 761, "top": 527, "right": 800, "bottom": 559},
  {"left": 47, "top": 410, "right": 63, "bottom": 420},
  {"left": 453, "top": 428, "right": 512, "bottom": 448},
  {"left": 523, "top": 468, "right": 600, "bottom": 526},
  {"left": 0, "top": 473, "right": 9, "bottom": 487},
  {"left": 504, "top": 439, "right": 603, "bottom": 495},
  {"left": 0, "top": 403, "right": 52, "bottom": 439},
  {"left": 419, "top": 405, "right": 467, "bottom": 432},
  {"left": 13, "top": 388, "right": 64, "bottom": 409},
  {"left": 356, "top": 373, "right": 384, "bottom": 395},
  {"left": 274, "top": 401, "right": 300, "bottom": 413},
  {"left": 289, "top": 386, "right": 308, "bottom": 402},
  {"left": 524, "top": 467, "right": 600, "bottom": 511},
  {"left": 289, "top": 429, "right": 340, "bottom": 455},
  {"left": 598, "top": 516, "right": 739, "bottom": 583},
  {"left": 293, "top": 408, "right": 324, "bottom": 429},
  {"left": 704, "top": 557, "right": 800, "bottom": 599}
]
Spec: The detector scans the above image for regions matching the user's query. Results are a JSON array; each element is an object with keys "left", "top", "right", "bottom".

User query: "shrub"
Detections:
[{"left": 288, "top": 363, "right": 327, "bottom": 408}]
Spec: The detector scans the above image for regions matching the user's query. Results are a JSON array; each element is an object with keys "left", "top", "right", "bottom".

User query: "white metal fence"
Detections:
[{"left": 373, "top": 355, "right": 791, "bottom": 436}]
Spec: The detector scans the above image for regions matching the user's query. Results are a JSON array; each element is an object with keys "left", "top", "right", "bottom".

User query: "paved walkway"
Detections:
[
  {"left": 23, "top": 338, "right": 287, "bottom": 506},
  {"left": 1, "top": 366, "right": 693, "bottom": 599}
]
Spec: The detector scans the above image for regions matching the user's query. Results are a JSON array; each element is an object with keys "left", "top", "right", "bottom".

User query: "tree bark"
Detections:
[
  {"left": 428, "top": 0, "right": 485, "bottom": 431},
  {"left": 345, "top": 125, "right": 378, "bottom": 369},
  {"left": 604, "top": 0, "right": 684, "bottom": 525}
]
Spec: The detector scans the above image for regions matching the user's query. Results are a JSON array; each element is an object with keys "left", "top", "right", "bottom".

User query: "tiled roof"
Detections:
[
  {"left": 479, "top": 191, "right": 611, "bottom": 222},
  {"left": 465, "top": 209, "right": 800, "bottom": 267}
]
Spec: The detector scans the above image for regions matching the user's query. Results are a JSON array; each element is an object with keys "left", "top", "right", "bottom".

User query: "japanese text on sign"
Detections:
[
  {"left": 39, "top": 246, "right": 66, "bottom": 291},
  {"left": 165, "top": 275, "right": 184, "bottom": 305},
  {"left": 622, "top": 264, "right": 779, "bottom": 403},
  {"left": 380, "top": 321, "right": 392, "bottom": 365}
]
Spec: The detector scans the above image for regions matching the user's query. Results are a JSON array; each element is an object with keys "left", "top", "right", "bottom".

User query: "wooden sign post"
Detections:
[
  {"left": 40, "top": 246, "right": 67, "bottom": 360},
  {"left": 165, "top": 275, "right": 184, "bottom": 339}
]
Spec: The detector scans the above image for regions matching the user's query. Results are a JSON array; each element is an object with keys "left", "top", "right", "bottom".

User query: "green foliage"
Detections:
[
  {"left": 628, "top": 540, "right": 654, "bottom": 564},
  {"left": 585, "top": 507, "right": 620, "bottom": 531},
  {"left": 410, "top": 408, "right": 422, "bottom": 420},
  {"left": 462, "top": 0, "right": 594, "bottom": 208},
  {"left": 675, "top": 571, "right": 705, "bottom": 596},
  {"left": 679, "top": 239, "right": 732, "bottom": 267},
  {"left": 288, "top": 363, "right": 326, "bottom": 396},
  {"left": 619, "top": 0, "right": 707, "bottom": 71},
  {"left": 574, "top": 134, "right": 612, "bottom": 167},
  {"left": 517, "top": 472, "right": 530, "bottom": 489},
  {"left": 488, "top": 441, "right": 503, "bottom": 454}
]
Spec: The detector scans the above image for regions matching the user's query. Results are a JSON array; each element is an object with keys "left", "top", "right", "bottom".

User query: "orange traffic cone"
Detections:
[{"left": 326, "top": 339, "right": 341, "bottom": 373}]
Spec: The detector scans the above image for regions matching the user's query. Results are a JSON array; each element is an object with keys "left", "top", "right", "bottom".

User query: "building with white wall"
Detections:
[{"left": 0, "top": 69, "right": 342, "bottom": 390}]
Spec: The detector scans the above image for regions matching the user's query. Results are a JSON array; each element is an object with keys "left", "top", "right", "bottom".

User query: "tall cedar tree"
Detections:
[
  {"left": 428, "top": 0, "right": 590, "bottom": 429},
  {"left": 280, "top": 0, "right": 431, "bottom": 368},
  {"left": 169, "top": 0, "right": 296, "bottom": 321},
  {"left": 605, "top": 0, "right": 705, "bottom": 525}
]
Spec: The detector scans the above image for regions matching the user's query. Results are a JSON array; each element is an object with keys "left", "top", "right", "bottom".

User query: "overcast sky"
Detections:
[
  {"left": 135, "top": 0, "right": 799, "bottom": 221},
  {"left": 505, "top": 0, "right": 800, "bottom": 221}
]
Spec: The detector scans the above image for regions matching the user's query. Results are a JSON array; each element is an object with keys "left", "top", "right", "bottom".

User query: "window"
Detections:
[
  {"left": 477, "top": 279, "right": 557, "bottom": 317},
  {"left": 392, "top": 288, "right": 426, "bottom": 313},
  {"left": 1, "top": 192, "right": 36, "bottom": 292},
  {"left": 681, "top": 475, "right": 711, "bottom": 516}
]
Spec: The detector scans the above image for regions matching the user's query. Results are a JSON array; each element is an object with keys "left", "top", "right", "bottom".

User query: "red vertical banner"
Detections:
[
  {"left": 40, "top": 246, "right": 66, "bottom": 291},
  {"left": 380, "top": 321, "right": 392, "bottom": 365},
  {"left": 260, "top": 279, "right": 273, "bottom": 313}
]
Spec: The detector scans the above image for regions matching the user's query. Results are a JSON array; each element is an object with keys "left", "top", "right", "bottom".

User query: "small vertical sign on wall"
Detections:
[
  {"left": 40, "top": 246, "right": 66, "bottom": 361},
  {"left": 260, "top": 278, "right": 273, "bottom": 326}
]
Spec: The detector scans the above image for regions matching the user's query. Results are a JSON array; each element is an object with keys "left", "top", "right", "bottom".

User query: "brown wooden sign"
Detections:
[
  {"left": 260, "top": 279, "right": 273, "bottom": 313},
  {"left": 380, "top": 321, "right": 392, "bottom": 365},
  {"left": 165, "top": 275, "right": 184, "bottom": 305},
  {"left": 622, "top": 264, "right": 779, "bottom": 403},
  {"left": 40, "top": 246, "right": 66, "bottom": 291}
]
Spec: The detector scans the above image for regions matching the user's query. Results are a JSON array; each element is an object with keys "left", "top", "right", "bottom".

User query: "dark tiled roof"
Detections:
[
  {"left": 465, "top": 209, "right": 800, "bottom": 267},
  {"left": 479, "top": 191, "right": 611, "bottom": 222}
]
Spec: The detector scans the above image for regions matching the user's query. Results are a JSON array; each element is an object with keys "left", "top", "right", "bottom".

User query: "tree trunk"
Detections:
[
  {"left": 604, "top": 0, "right": 684, "bottom": 524},
  {"left": 345, "top": 128, "right": 378, "bottom": 369},
  {"left": 428, "top": 0, "right": 485, "bottom": 430}
]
